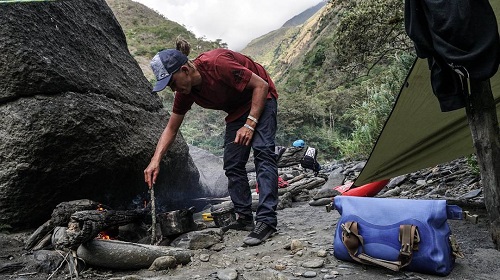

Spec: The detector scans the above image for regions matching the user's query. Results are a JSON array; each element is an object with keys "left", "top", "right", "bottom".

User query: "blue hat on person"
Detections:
[
  {"left": 150, "top": 49, "right": 188, "bottom": 92},
  {"left": 292, "top": 139, "right": 305, "bottom": 147}
]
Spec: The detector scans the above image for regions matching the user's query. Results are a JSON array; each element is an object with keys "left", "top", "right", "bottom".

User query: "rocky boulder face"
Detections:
[
  {"left": 0, "top": 0, "right": 201, "bottom": 230},
  {"left": 188, "top": 145, "right": 228, "bottom": 198}
]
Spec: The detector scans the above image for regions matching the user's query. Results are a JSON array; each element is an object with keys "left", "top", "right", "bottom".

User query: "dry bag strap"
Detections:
[{"left": 341, "top": 221, "right": 420, "bottom": 271}]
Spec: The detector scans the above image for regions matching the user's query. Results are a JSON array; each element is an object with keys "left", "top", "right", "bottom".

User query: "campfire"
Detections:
[
  {"left": 96, "top": 231, "right": 112, "bottom": 240},
  {"left": 24, "top": 199, "right": 201, "bottom": 274}
]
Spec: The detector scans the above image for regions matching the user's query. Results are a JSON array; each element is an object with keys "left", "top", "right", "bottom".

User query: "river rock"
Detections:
[{"left": 0, "top": 0, "right": 201, "bottom": 230}]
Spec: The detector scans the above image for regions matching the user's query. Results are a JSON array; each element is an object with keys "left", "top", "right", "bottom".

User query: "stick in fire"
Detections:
[{"left": 150, "top": 184, "right": 157, "bottom": 245}]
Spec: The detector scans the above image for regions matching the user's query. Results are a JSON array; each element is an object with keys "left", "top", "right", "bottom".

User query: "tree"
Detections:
[
  {"left": 332, "top": 0, "right": 413, "bottom": 81},
  {"left": 465, "top": 80, "right": 500, "bottom": 249}
]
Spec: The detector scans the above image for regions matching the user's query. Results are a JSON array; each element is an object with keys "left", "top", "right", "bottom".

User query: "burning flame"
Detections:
[
  {"left": 95, "top": 204, "right": 114, "bottom": 240},
  {"left": 96, "top": 232, "right": 112, "bottom": 240}
]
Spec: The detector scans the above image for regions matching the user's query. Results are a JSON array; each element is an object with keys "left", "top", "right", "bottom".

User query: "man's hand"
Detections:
[
  {"left": 234, "top": 72, "right": 267, "bottom": 146},
  {"left": 144, "top": 161, "right": 160, "bottom": 189},
  {"left": 235, "top": 124, "right": 254, "bottom": 146}
]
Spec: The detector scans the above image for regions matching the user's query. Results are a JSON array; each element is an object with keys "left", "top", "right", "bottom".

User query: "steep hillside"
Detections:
[
  {"left": 105, "top": 0, "right": 226, "bottom": 81},
  {"left": 272, "top": 2, "right": 337, "bottom": 81},
  {"left": 281, "top": 1, "right": 327, "bottom": 28},
  {"left": 241, "top": 2, "right": 335, "bottom": 80},
  {"left": 241, "top": 27, "right": 297, "bottom": 71}
]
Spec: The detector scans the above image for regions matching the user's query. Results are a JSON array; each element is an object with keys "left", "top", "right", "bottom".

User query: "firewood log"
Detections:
[
  {"left": 57, "top": 209, "right": 146, "bottom": 250},
  {"left": 25, "top": 199, "right": 103, "bottom": 251},
  {"left": 77, "top": 239, "right": 193, "bottom": 270}
]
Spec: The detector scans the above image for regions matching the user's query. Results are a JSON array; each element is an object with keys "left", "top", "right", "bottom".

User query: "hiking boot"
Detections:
[
  {"left": 243, "top": 221, "right": 276, "bottom": 246},
  {"left": 221, "top": 214, "right": 254, "bottom": 232}
]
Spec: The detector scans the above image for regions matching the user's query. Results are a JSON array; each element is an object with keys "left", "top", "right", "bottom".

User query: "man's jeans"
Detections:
[{"left": 223, "top": 98, "right": 278, "bottom": 229}]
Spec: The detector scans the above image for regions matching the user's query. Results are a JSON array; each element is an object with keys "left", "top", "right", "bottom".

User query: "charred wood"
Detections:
[
  {"left": 0, "top": 262, "right": 24, "bottom": 273},
  {"left": 25, "top": 220, "right": 52, "bottom": 251},
  {"left": 31, "top": 232, "right": 53, "bottom": 251},
  {"left": 25, "top": 199, "right": 104, "bottom": 251},
  {"left": 51, "top": 200, "right": 108, "bottom": 226},
  {"left": 57, "top": 209, "right": 146, "bottom": 250}
]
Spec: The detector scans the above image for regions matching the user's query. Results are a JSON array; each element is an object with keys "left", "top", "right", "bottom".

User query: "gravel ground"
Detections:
[{"left": 1, "top": 199, "right": 499, "bottom": 280}]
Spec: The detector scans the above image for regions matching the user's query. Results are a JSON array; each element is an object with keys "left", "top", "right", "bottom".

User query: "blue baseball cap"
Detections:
[{"left": 150, "top": 49, "right": 188, "bottom": 92}]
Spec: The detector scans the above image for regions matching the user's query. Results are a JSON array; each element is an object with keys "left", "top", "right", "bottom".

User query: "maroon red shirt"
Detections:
[{"left": 172, "top": 49, "right": 278, "bottom": 122}]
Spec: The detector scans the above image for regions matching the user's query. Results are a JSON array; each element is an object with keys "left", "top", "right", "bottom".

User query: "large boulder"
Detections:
[
  {"left": 188, "top": 145, "right": 228, "bottom": 197},
  {"left": 0, "top": 0, "right": 201, "bottom": 230}
]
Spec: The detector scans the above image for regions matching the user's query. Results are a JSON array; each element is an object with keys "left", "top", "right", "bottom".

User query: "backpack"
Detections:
[{"left": 300, "top": 147, "right": 321, "bottom": 175}]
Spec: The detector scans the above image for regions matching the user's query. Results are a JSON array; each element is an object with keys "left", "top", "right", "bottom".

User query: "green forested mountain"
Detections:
[
  {"left": 281, "top": 1, "right": 326, "bottom": 28},
  {"left": 243, "top": 0, "right": 415, "bottom": 160},
  {"left": 105, "top": 0, "right": 227, "bottom": 81},
  {"left": 106, "top": 0, "right": 416, "bottom": 160}
]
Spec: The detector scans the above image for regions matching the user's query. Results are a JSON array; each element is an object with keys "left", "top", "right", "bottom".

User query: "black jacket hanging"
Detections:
[{"left": 405, "top": 0, "right": 500, "bottom": 112}]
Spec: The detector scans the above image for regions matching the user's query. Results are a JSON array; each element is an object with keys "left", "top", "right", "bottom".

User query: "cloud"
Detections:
[{"left": 132, "top": 0, "right": 324, "bottom": 51}]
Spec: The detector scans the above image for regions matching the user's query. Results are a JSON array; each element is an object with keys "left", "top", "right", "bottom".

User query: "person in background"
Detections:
[{"left": 143, "top": 40, "right": 279, "bottom": 246}]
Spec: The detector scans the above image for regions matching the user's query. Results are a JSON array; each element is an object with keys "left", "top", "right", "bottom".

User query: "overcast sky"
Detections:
[{"left": 132, "top": 0, "right": 324, "bottom": 51}]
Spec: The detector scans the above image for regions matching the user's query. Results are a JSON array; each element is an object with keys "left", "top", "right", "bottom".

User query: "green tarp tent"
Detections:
[{"left": 354, "top": 1, "right": 500, "bottom": 186}]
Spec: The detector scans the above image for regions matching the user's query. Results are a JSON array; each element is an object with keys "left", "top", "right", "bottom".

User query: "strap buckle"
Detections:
[
  {"left": 398, "top": 225, "right": 419, "bottom": 257},
  {"left": 463, "top": 210, "right": 479, "bottom": 224},
  {"left": 449, "top": 235, "right": 465, "bottom": 258},
  {"left": 341, "top": 223, "right": 351, "bottom": 235},
  {"left": 400, "top": 243, "right": 412, "bottom": 257}
]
